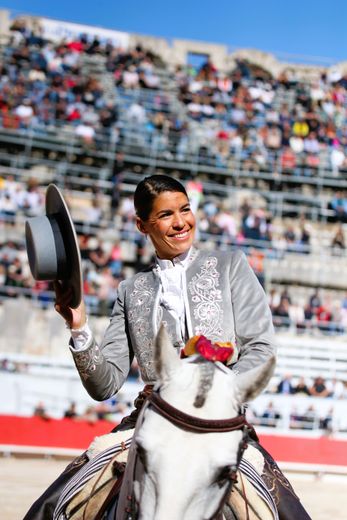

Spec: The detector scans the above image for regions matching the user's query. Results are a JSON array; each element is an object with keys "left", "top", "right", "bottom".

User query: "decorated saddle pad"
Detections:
[
  {"left": 53, "top": 430, "right": 134, "bottom": 520},
  {"left": 231, "top": 452, "right": 278, "bottom": 520},
  {"left": 54, "top": 430, "right": 278, "bottom": 520}
]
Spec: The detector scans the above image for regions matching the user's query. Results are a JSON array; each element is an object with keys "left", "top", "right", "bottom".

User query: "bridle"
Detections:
[
  {"left": 120, "top": 390, "right": 251, "bottom": 520},
  {"left": 147, "top": 390, "right": 248, "bottom": 435},
  {"left": 147, "top": 391, "right": 250, "bottom": 485}
]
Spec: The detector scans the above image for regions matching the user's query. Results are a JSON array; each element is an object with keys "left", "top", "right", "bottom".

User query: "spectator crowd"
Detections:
[
  {"left": 2, "top": 18, "right": 347, "bottom": 193},
  {"left": 2, "top": 174, "right": 347, "bottom": 333},
  {"left": 1, "top": 358, "right": 343, "bottom": 433},
  {"left": 247, "top": 373, "right": 347, "bottom": 432},
  {"left": 1, "top": 16, "right": 347, "bottom": 431}
]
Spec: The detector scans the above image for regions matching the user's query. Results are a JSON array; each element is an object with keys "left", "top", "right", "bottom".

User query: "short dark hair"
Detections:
[{"left": 134, "top": 174, "right": 187, "bottom": 221}]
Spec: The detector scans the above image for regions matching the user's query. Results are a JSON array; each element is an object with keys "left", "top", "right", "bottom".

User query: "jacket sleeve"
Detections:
[
  {"left": 229, "top": 250, "right": 276, "bottom": 374},
  {"left": 70, "top": 280, "right": 133, "bottom": 401}
]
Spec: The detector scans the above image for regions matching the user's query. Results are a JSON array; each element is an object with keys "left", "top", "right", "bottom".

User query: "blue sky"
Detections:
[{"left": 4, "top": 0, "right": 347, "bottom": 64}]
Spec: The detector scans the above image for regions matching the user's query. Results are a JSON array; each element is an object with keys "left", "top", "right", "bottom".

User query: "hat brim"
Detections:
[{"left": 46, "top": 184, "right": 82, "bottom": 309}]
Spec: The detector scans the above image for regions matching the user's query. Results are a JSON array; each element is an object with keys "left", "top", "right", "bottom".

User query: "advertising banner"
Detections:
[{"left": 40, "top": 17, "right": 129, "bottom": 48}]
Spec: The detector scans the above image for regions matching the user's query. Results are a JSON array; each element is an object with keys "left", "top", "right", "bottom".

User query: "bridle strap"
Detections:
[
  {"left": 124, "top": 392, "right": 249, "bottom": 519},
  {"left": 147, "top": 391, "right": 247, "bottom": 433}
]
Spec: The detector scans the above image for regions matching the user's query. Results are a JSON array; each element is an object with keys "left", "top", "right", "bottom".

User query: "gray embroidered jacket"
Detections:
[{"left": 72, "top": 248, "right": 276, "bottom": 401}]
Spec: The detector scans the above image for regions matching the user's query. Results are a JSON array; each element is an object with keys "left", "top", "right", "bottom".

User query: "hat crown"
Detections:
[
  {"left": 25, "top": 214, "right": 68, "bottom": 280},
  {"left": 25, "top": 184, "right": 82, "bottom": 308}
]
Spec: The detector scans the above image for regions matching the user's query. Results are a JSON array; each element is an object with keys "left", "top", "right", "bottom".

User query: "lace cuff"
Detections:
[{"left": 70, "top": 321, "right": 93, "bottom": 351}]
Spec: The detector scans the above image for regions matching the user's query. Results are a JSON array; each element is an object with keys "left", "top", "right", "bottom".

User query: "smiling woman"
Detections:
[
  {"left": 24, "top": 175, "right": 311, "bottom": 519},
  {"left": 136, "top": 190, "right": 196, "bottom": 260}
]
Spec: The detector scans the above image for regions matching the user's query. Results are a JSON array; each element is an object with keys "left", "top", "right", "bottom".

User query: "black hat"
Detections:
[{"left": 25, "top": 184, "right": 82, "bottom": 308}]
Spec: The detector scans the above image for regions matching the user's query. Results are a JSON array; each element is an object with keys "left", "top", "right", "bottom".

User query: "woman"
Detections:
[{"left": 25, "top": 175, "right": 310, "bottom": 519}]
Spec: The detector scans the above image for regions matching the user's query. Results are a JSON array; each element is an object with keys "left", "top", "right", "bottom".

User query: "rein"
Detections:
[
  {"left": 147, "top": 391, "right": 247, "bottom": 433},
  {"left": 145, "top": 390, "right": 250, "bottom": 519},
  {"left": 119, "top": 390, "right": 250, "bottom": 520}
]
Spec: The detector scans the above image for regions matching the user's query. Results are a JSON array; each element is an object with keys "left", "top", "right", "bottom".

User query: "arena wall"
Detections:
[{"left": 2, "top": 8, "right": 347, "bottom": 80}]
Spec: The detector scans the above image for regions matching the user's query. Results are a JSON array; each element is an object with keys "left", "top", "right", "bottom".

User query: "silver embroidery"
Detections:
[
  {"left": 187, "top": 246, "right": 199, "bottom": 265},
  {"left": 188, "top": 256, "right": 223, "bottom": 340},
  {"left": 128, "top": 274, "right": 156, "bottom": 377},
  {"left": 74, "top": 343, "right": 101, "bottom": 381}
]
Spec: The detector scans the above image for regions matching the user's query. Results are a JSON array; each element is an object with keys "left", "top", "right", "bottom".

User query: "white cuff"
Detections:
[{"left": 70, "top": 321, "right": 93, "bottom": 351}]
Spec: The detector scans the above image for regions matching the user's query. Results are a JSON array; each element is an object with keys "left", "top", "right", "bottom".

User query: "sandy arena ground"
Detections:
[{"left": 1, "top": 456, "right": 346, "bottom": 519}]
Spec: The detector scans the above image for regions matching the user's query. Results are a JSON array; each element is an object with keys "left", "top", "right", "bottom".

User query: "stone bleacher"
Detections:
[
  {"left": 275, "top": 333, "right": 347, "bottom": 381},
  {"left": 266, "top": 252, "right": 347, "bottom": 290}
]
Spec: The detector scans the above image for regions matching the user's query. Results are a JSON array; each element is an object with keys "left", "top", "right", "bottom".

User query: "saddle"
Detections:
[
  {"left": 54, "top": 430, "right": 133, "bottom": 520},
  {"left": 55, "top": 430, "right": 276, "bottom": 520}
]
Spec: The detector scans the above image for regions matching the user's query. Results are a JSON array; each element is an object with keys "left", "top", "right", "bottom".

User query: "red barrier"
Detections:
[
  {"left": 1, "top": 415, "right": 347, "bottom": 467},
  {"left": 0, "top": 415, "right": 117, "bottom": 449},
  {"left": 259, "top": 433, "right": 347, "bottom": 466}
]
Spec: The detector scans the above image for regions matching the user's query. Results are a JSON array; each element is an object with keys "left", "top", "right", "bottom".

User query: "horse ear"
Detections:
[
  {"left": 155, "top": 324, "right": 181, "bottom": 381},
  {"left": 235, "top": 356, "right": 276, "bottom": 403}
]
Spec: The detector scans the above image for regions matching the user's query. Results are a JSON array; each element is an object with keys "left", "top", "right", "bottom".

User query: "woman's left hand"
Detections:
[{"left": 53, "top": 281, "right": 87, "bottom": 329}]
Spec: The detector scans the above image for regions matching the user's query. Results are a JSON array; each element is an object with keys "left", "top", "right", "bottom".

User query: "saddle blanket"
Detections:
[{"left": 54, "top": 430, "right": 279, "bottom": 520}]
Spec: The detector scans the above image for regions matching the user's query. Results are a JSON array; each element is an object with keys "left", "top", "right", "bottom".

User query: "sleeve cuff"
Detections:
[{"left": 70, "top": 321, "right": 93, "bottom": 351}]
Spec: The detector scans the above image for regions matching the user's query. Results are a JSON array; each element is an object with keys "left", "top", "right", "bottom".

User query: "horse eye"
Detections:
[{"left": 215, "top": 466, "right": 232, "bottom": 487}]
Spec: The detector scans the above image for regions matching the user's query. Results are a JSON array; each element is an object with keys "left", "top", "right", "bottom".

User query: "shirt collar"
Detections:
[{"left": 156, "top": 247, "right": 192, "bottom": 270}]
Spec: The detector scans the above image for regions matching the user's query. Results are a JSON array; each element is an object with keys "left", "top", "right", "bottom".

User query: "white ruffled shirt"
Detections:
[
  {"left": 70, "top": 249, "right": 191, "bottom": 351},
  {"left": 156, "top": 249, "right": 190, "bottom": 343}
]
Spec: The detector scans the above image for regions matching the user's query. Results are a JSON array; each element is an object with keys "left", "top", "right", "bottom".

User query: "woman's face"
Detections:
[{"left": 137, "top": 191, "right": 196, "bottom": 260}]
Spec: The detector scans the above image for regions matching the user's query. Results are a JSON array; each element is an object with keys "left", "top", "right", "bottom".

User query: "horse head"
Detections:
[{"left": 132, "top": 326, "right": 275, "bottom": 520}]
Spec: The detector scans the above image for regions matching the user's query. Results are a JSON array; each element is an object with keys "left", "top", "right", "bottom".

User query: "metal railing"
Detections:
[
  {"left": 1, "top": 283, "right": 347, "bottom": 338},
  {"left": 1, "top": 203, "right": 347, "bottom": 259},
  {"left": 1, "top": 123, "right": 346, "bottom": 191}
]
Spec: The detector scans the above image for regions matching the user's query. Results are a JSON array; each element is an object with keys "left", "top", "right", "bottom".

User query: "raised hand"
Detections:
[{"left": 54, "top": 281, "right": 86, "bottom": 329}]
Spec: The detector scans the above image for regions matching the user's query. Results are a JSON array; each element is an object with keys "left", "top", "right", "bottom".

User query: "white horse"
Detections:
[{"left": 117, "top": 327, "right": 275, "bottom": 520}]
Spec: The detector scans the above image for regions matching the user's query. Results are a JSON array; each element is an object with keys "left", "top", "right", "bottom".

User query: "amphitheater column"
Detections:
[{"left": 0, "top": 9, "right": 10, "bottom": 40}]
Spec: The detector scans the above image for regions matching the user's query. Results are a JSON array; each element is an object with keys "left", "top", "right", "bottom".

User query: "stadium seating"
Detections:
[{"left": 1, "top": 11, "right": 347, "bottom": 430}]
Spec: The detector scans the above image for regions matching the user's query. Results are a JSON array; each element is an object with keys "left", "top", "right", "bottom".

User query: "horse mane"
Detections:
[{"left": 193, "top": 358, "right": 216, "bottom": 408}]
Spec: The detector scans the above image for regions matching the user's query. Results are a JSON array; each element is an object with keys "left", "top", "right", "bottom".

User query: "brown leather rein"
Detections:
[
  {"left": 147, "top": 391, "right": 247, "bottom": 434},
  {"left": 119, "top": 391, "right": 250, "bottom": 520}
]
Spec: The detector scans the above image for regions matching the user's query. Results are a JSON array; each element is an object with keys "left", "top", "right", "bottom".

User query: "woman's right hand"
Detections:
[{"left": 53, "top": 281, "right": 87, "bottom": 329}]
